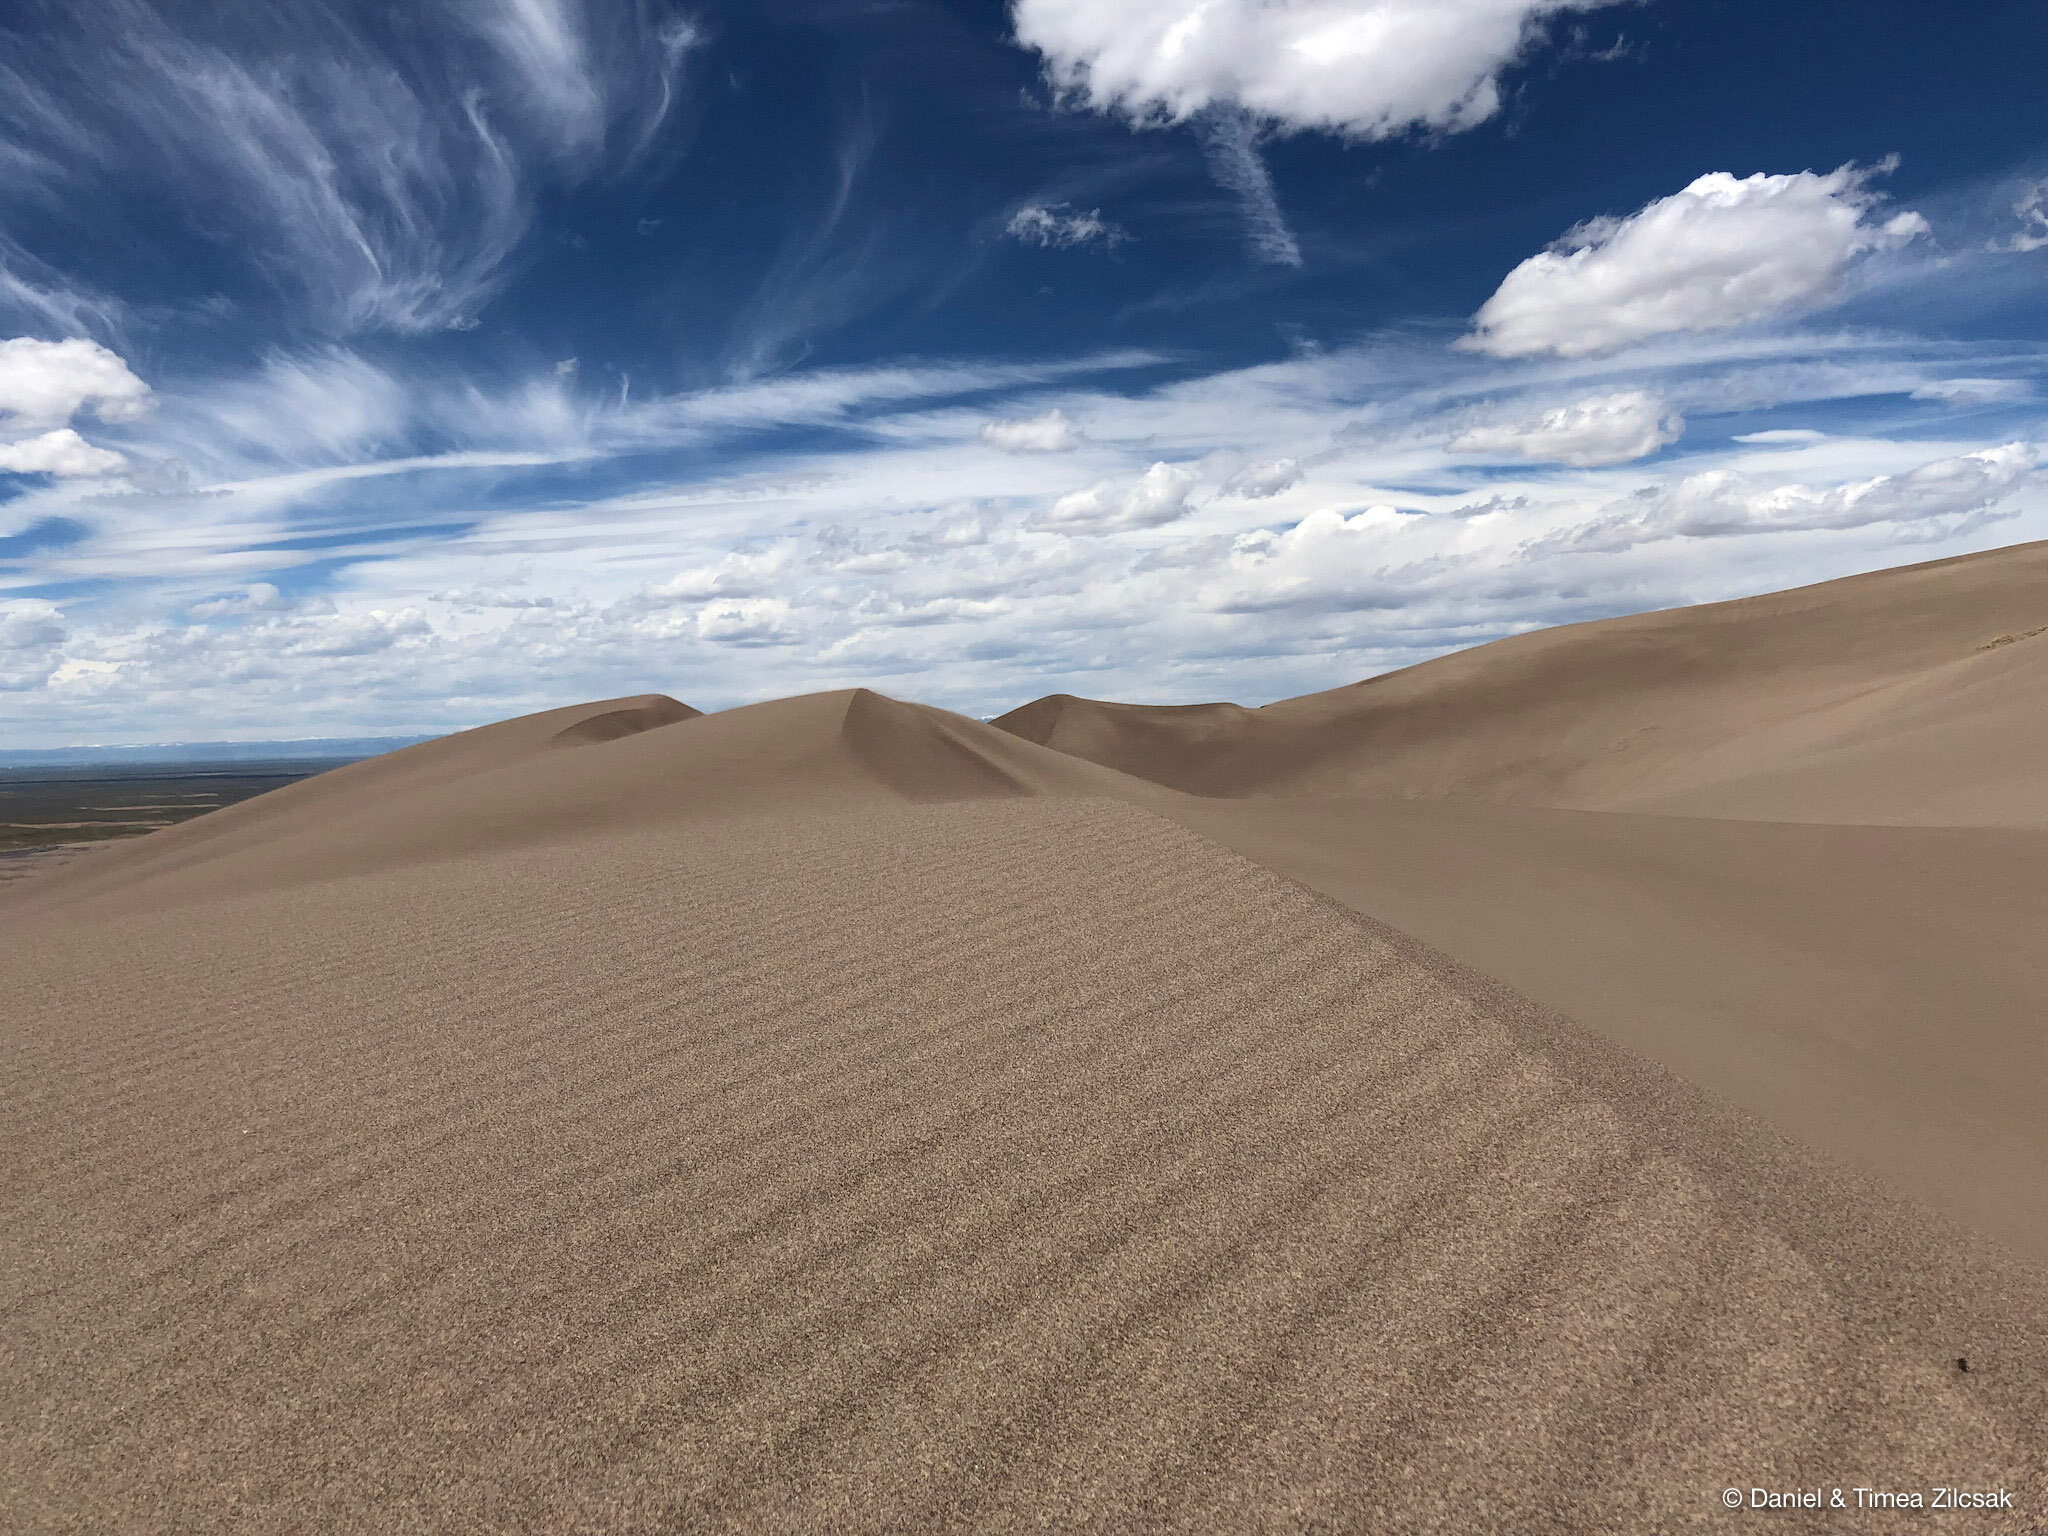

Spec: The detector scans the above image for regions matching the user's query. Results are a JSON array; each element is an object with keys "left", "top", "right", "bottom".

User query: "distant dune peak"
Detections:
[
  {"left": 986, "top": 691, "right": 1078, "bottom": 746},
  {"left": 991, "top": 693, "right": 1261, "bottom": 795},
  {"left": 839, "top": 688, "right": 1109, "bottom": 804},
  {"left": 547, "top": 694, "right": 701, "bottom": 749}
]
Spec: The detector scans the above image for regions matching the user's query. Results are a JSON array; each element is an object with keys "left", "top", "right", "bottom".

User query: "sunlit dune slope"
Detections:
[
  {"left": 5, "top": 799, "right": 2044, "bottom": 1533},
  {"left": 995, "top": 540, "right": 2048, "bottom": 825},
  {"left": 4, "top": 688, "right": 1148, "bottom": 923}
]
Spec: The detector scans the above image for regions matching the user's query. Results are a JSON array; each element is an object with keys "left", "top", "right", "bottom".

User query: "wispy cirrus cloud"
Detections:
[
  {"left": 1198, "top": 109, "right": 1301, "bottom": 267},
  {"left": 1989, "top": 175, "right": 2048, "bottom": 254},
  {"left": 721, "top": 103, "right": 895, "bottom": 379},
  {"left": 0, "top": 241, "right": 127, "bottom": 341},
  {"left": 0, "top": 0, "right": 706, "bottom": 338},
  {"left": 471, "top": 0, "right": 707, "bottom": 168},
  {"left": 1005, "top": 202, "right": 1129, "bottom": 250}
]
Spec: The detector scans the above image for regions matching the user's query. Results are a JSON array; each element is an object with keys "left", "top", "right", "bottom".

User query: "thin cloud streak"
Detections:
[{"left": 1199, "top": 109, "right": 1303, "bottom": 267}]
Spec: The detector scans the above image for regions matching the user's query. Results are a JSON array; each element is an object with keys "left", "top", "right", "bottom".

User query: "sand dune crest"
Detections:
[{"left": 549, "top": 693, "right": 702, "bottom": 747}]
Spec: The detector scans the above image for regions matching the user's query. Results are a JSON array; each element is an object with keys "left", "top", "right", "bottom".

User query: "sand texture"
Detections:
[{"left": 6, "top": 543, "right": 2047, "bottom": 1532}]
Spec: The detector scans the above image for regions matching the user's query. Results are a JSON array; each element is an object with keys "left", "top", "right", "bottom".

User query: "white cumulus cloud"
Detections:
[
  {"left": 0, "top": 337, "right": 154, "bottom": 430},
  {"left": 1005, "top": 203, "right": 1128, "bottom": 250},
  {"left": 1032, "top": 461, "right": 1199, "bottom": 534},
  {"left": 273, "top": 608, "right": 430, "bottom": 659},
  {"left": 654, "top": 547, "right": 796, "bottom": 601},
  {"left": 1221, "top": 457, "right": 1303, "bottom": 498},
  {"left": 1533, "top": 442, "right": 2035, "bottom": 554},
  {"left": 1202, "top": 504, "right": 1417, "bottom": 614},
  {"left": 981, "top": 407, "right": 1082, "bottom": 453},
  {"left": 1010, "top": 0, "right": 1625, "bottom": 138},
  {"left": 0, "top": 427, "right": 128, "bottom": 477},
  {"left": 1449, "top": 390, "right": 1684, "bottom": 466},
  {"left": 1464, "top": 166, "right": 1931, "bottom": 358},
  {"left": 695, "top": 596, "right": 798, "bottom": 646}
]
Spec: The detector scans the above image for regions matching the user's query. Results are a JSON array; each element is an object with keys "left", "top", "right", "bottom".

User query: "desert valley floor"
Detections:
[{"left": 5, "top": 542, "right": 2046, "bottom": 1533}]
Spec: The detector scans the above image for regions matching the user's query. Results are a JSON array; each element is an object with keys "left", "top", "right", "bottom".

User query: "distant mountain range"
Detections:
[{"left": 0, "top": 736, "right": 431, "bottom": 770}]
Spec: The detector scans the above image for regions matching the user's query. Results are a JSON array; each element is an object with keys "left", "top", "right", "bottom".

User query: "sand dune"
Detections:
[
  {"left": 5, "top": 690, "right": 1136, "bottom": 923},
  {"left": 6, "top": 544, "right": 2048, "bottom": 1531},
  {"left": 996, "top": 541, "right": 2048, "bottom": 825}
]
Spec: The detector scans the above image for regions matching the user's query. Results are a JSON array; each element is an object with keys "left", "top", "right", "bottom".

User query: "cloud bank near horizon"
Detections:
[{"left": 4, "top": 308, "right": 2042, "bottom": 744}]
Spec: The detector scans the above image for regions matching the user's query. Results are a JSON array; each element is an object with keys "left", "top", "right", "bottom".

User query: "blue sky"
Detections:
[{"left": 1, "top": 0, "right": 2045, "bottom": 746}]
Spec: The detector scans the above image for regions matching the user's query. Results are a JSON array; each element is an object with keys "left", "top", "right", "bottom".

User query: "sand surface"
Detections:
[
  {"left": 6, "top": 543, "right": 2047, "bottom": 1532},
  {"left": 1174, "top": 800, "right": 2048, "bottom": 1266}
]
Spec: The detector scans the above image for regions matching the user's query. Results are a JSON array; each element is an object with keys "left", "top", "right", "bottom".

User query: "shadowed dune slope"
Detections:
[
  {"left": 2, "top": 689, "right": 1149, "bottom": 924},
  {"left": 994, "top": 541, "right": 2048, "bottom": 825},
  {"left": 549, "top": 692, "right": 702, "bottom": 746},
  {"left": 5, "top": 799, "right": 2045, "bottom": 1533},
  {"left": 1173, "top": 798, "right": 2048, "bottom": 1267}
]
